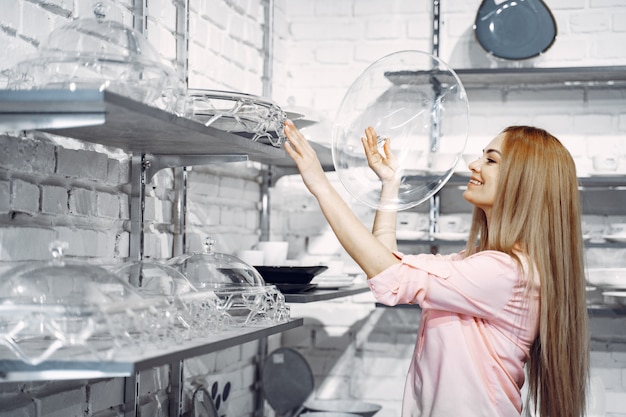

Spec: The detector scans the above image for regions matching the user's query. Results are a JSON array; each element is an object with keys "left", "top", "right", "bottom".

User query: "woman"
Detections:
[{"left": 283, "top": 120, "right": 589, "bottom": 417}]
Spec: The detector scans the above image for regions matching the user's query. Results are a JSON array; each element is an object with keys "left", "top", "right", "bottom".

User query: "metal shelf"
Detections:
[
  {"left": 455, "top": 66, "right": 626, "bottom": 89},
  {"left": 0, "top": 318, "right": 303, "bottom": 382},
  {"left": 283, "top": 284, "right": 370, "bottom": 303},
  {"left": 386, "top": 66, "right": 626, "bottom": 90},
  {"left": 0, "top": 89, "right": 334, "bottom": 170}
]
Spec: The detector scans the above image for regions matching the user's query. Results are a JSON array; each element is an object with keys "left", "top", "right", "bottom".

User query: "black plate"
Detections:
[
  {"left": 474, "top": 0, "right": 557, "bottom": 60},
  {"left": 254, "top": 265, "right": 328, "bottom": 284}
]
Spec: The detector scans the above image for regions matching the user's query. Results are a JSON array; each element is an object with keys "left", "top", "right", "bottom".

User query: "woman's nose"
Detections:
[{"left": 468, "top": 157, "right": 480, "bottom": 172}]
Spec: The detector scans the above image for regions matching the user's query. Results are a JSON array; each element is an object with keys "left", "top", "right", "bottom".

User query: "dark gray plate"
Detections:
[{"left": 474, "top": 0, "right": 557, "bottom": 60}]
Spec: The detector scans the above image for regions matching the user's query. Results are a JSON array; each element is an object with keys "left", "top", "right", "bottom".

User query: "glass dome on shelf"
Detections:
[
  {"left": 167, "top": 238, "right": 290, "bottom": 327},
  {"left": 5, "top": 2, "right": 187, "bottom": 114},
  {"left": 0, "top": 241, "right": 156, "bottom": 365},
  {"left": 110, "top": 259, "right": 225, "bottom": 341}
]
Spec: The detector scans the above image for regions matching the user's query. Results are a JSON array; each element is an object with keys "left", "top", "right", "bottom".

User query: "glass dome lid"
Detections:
[
  {"left": 42, "top": 2, "right": 162, "bottom": 64},
  {"left": 0, "top": 241, "right": 141, "bottom": 309},
  {"left": 111, "top": 259, "right": 197, "bottom": 298},
  {"left": 6, "top": 2, "right": 187, "bottom": 114},
  {"left": 167, "top": 238, "right": 266, "bottom": 290}
]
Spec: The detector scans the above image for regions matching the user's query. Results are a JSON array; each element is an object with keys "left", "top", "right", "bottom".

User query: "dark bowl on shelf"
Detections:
[{"left": 254, "top": 265, "right": 328, "bottom": 285}]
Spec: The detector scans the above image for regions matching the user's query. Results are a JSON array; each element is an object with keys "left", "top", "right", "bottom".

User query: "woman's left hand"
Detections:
[{"left": 361, "top": 126, "right": 399, "bottom": 185}]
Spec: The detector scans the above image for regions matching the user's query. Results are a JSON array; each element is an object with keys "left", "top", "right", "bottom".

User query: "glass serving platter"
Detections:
[{"left": 188, "top": 89, "right": 288, "bottom": 147}]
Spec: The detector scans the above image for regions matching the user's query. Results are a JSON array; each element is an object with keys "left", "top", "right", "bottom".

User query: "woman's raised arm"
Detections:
[{"left": 283, "top": 120, "right": 400, "bottom": 278}]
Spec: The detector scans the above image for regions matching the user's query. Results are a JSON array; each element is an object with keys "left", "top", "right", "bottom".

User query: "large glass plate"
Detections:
[{"left": 188, "top": 89, "right": 287, "bottom": 147}]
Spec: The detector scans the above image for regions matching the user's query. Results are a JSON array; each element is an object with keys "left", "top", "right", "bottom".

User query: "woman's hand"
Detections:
[
  {"left": 361, "top": 126, "right": 399, "bottom": 186},
  {"left": 283, "top": 119, "right": 331, "bottom": 197}
]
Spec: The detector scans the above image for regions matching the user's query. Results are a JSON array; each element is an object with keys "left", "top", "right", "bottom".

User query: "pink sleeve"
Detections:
[{"left": 367, "top": 250, "right": 523, "bottom": 319}]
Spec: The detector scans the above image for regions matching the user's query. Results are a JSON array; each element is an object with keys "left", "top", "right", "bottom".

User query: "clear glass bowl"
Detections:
[{"left": 6, "top": 3, "right": 186, "bottom": 114}]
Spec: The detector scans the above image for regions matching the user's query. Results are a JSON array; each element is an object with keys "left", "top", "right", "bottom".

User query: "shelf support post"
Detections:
[
  {"left": 129, "top": 154, "right": 147, "bottom": 261},
  {"left": 123, "top": 371, "right": 140, "bottom": 417}
]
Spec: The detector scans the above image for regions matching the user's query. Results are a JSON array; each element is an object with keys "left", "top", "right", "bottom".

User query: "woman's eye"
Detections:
[{"left": 487, "top": 158, "right": 496, "bottom": 164}]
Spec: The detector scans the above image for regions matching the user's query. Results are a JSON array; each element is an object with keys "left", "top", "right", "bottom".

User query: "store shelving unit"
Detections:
[{"left": 0, "top": 88, "right": 337, "bottom": 416}]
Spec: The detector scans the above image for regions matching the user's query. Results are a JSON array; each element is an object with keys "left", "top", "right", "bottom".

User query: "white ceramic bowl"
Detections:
[{"left": 586, "top": 268, "right": 626, "bottom": 288}]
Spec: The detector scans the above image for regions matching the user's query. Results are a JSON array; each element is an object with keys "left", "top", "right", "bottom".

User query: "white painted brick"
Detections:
[
  {"left": 573, "top": 114, "right": 615, "bottom": 134},
  {"left": 220, "top": 205, "right": 246, "bottom": 228},
  {"left": 146, "top": 18, "right": 177, "bottom": 62},
  {"left": 116, "top": 231, "right": 130, "bottom": 259},
  {"left": 11, "top": 179, "right": 39, "bottom": 214},
  {"left": 137, "top": 391, "right": 168, "bottom": 417},
  {"left": 55, "top": 227, "right": 98, "bottom": 257},
  {"left": 21, "top": 2, "right": 59, "bottom": 45},
  {"left": 290, "top": 19, "right": 363, "bottom": 42},
  {"left": 189, "top": 14, "right": 209, "bottom": 48},
  {"left": 281, "top": 0, "right": 315, "bottom": 16},
  {"left": 106, "top": 158, "right": 122, "bottom": 185},
  {"left": 57, "top": 148, "right": 109, "bottom": 182},
  {"left": 315, "top": 0, "right": 352, "bottom": 16},
  {"left": 592, "top": 34, "right": 626, "bottom": 60},
  {"left": 143, "top": 195, "right": 173, "bottom": 223},
  {"left": 591, "top": 0, "right": 626, "bottom": 7},
  {"left": 87, "top": 378, "right": 125, "bottom": 413},
  {"left": 149, "top": 0, "right": 177, "bottom": 32},
  {"left": 186, "top": 200, "right": 221, "bottom": 227},
  {"left": 41, "top": 185, "right": 68, "bottom": 215},
  {"left": 605, "top": 390, "right": 626, "bottom": 413},
  {"left": 184, "top": 352, "right": 218, "bottom": 376},
  {"left": 143, "top": 232, "right": 173, "bottom": 259},
  {"left": 551, "top": 0, "right": 586, "bottom": 9},
  {"left": 615, "top": 12, "right": 626, "bottom": 31},
  {"left": 139, "top": 366, "right": 170, "bottom": 396},
  {"left": 0, "top": 180, "right": 9, "bottom": 214},
  {"left": 35, "top": 385, "right": 85, "bottom": 417},
  {"left": 219, "top": 176, "right": 246, "bottom": 199},
  {"left": 0, "top": 134, "right": 56, "bottom": 175},
  {"left": 354, "top": 0, "right": 425, "bottom": 16},
  {"left": 96, "top": 191, "right": 120, "bottom": 219},
  {"left": 570, "top": 12, "right": 612, "bottom": 33},
  {"left": 215, "top": 345, "right": 242, "bottom": 370},
  {"left": 365, "top": 18, "right": 405, "bottom": 40},
  {"left": 0, "top": 226, "right": 58, "bottom": 261},
  {"left": 119, "top": 192, "right": 130, "bottom": 220},
  {"left": 68, "top": 187, "right": 97, "bottom": 216}
]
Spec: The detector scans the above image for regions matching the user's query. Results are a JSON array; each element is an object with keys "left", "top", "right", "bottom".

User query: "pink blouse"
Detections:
[{"left": 367, "top": 250, "right": 539, "bottom": 417}]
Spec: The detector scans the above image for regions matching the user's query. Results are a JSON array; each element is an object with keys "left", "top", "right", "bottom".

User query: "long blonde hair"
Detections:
[{"left": 465, "top": 126, "right": 589, "bottom": 417}]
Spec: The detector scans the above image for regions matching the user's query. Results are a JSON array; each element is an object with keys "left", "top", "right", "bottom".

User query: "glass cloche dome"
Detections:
[
  {"left": 6, "top": 2, "right": 186, "bottom": 113},
  {"left": 332, "top": 50, "right": 469, "bottom": 211}
]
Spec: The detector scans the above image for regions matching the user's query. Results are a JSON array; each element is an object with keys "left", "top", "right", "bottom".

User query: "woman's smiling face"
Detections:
[{"left": 462, "top": 133, "right": 504, "bottom": 219}]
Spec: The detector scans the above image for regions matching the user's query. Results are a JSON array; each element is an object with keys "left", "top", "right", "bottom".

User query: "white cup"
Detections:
[
  {"left": 256, "top": 241, "right": 289, "bottom": 265},
  {"left": 610, "top": 223, "right": 626, "bottom": 236},
  {"left": 238, "top": 250, "right": 265, "bottom": 266},
  {"left": 592, "top": 155, "right": 618, "bottom": 173}
]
